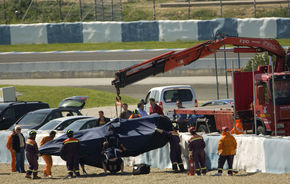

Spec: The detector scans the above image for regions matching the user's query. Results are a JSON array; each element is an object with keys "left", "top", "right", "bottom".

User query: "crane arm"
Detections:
[{"left": 112, "top": 35, "right": 286, "bottom": 95}]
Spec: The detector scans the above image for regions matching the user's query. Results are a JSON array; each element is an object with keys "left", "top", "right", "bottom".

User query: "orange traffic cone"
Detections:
[{"left": 187, "top": 158, "right": 195, "bottom": 175}]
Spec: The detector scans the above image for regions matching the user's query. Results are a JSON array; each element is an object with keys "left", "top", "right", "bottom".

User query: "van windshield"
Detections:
[{"left": 163, "top": 89, "right": 193, "bottom": 103}]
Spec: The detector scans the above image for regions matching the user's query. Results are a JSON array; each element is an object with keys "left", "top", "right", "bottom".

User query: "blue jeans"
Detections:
[{"left": 15, "top": 147, "right": 25, "bottom": 172}]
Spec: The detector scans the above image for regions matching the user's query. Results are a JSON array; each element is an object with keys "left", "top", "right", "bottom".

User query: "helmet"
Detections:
[
  {"left": 29, "top": 130, "right": 37, "bottom": 136},
  {"left": 222, "top": 126, "right": 229, "bottom": 131},
  {"left": 189, "top": 127, "right": 196, "bottom": 134},
  {"left": 172, "top": 123, "right": 179, "bottom": 131},
  {"left": 66, "top": 129, "right": 74, "bottom": 137},
  {"left": 133, "top": 109, "right": 139, "bottom": 114}
]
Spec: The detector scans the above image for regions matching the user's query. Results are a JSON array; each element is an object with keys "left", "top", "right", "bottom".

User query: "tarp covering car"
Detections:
[{"left": 39, "top": 114, "right": 172, "bottom": 168}]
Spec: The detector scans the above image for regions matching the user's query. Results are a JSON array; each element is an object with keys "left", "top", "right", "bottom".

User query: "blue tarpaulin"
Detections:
[{"left": 39, "top": 114, "right": 172, "bottom": 168}]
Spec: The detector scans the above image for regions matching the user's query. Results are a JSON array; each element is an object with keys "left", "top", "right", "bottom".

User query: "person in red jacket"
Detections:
[
  {"left": 6, "top": 129, "right": 16, "bottom": 172},
  {"left": 214, "top": 127, "right": 237, "bottom": 176},
  {"left": 40, "top": 131, "right": 56, "bottom": 177},
  {"left": 149, "top": 98, "right": 164, "bottom": 115},
  {"left": 25, "top": 131, "right": 40, "bottom": 179},
  {"left": 188, "top": 127, "right": 206, "bottom": 175},
  {"left": 61, "top": 129, "right": 80, "bottom": 179}
]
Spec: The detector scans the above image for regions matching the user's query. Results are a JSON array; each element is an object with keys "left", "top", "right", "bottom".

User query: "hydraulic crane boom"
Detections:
[{"left": 112, "top": 34, "right": 286, "bottom": 95}]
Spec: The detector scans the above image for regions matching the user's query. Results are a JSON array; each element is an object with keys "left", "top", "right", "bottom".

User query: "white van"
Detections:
[{"left": 144, "top": 85, "right": 198, "bottom": 116}]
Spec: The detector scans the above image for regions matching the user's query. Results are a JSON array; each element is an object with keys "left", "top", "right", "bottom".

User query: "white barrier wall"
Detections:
[
  {"left": 82, "top": 22, "right": 122, "bottom": 43},
  {"left": 237, "top": 18, "right": 277, "bottom": 38},
  {"left": 0, "top": 130, "right": 66, "bottom": 165},
  {"left": 2, "top": 18, "right": 290, "bottom": 45},
  {"left": 9, "top": 23, "right": 48, "bottom": 45},
  {"left": 138, "top": 133, "right": 290, "bottom": 174},
  {"left": 1, "top": 130, "right": 289, "bottom": 174},
  {"left": 158, "top": 20, "right": 199, "bottom": 41}
]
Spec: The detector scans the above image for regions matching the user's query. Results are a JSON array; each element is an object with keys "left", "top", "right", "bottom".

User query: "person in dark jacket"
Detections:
[
  {"left": 25, "top": 131, "right": 40, "bottom": 179},
  {"left": 12, "top": 125, "right": 25, "bottom": 173},
  {"left": 60, "top": 129, "right": 80, "bottom": 179},
  {"left": 188, "top": 127, "right": 207, "bottom": 176},
  {"left": 155, "top": 123, "right": 184, "bottom": 172},
  {"left": 101, "top": 141, "right": 124, "bottom": 174},
  {"left": 96, "top": 110, "right": 110, "bottom": 126},
  {"left": 105, "top": 125, "right": 127, "bottom": 152}
]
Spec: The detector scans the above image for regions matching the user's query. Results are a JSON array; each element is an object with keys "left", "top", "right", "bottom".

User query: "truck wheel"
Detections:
[
  {"left": 257, "top": 125, "right": 265, "bottom": 135},
  {"left": 197, "top": 124, "right": 208, "bottom": 133}
]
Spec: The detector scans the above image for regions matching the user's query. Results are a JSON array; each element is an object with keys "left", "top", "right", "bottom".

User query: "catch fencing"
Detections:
[{"left": 1, "top": 0, "right": 290, "bottom": 24}]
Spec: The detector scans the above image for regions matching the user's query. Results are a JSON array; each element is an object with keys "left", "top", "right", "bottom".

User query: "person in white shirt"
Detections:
[{"left": 137, "top": 101, "right": 148, "bottom": 117}]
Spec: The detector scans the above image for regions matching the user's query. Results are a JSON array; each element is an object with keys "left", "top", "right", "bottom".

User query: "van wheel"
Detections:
[{"left": 197, "top": 124, "right": 208, "bottom": 133}]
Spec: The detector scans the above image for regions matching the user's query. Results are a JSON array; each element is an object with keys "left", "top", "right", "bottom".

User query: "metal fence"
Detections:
[{"left": 1, "top": 0, "right": 290, "bottom": 24}]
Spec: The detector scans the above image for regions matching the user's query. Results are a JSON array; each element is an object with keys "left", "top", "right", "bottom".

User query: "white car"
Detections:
[
  {"left": 144, "top": 85, "right": 197, "bottom": 116},
  {"left": 38, "top": 116, "right": 92, "bottom": 131}
]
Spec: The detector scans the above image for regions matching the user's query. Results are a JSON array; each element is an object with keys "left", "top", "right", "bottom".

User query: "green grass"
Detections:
[
  {"left": 0, "top": 85, "right": 139, "bottom": 108},
  {"left": 1, "top": 39, "right": 290, "bottom": 52},
  {"left": 0, "top": 41, "right": 204, "bottom": 52}
]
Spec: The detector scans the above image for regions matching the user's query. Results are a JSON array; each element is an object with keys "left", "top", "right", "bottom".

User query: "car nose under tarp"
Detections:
[{"left": 39, "top": 114, "right": 172, "bottom": 168}]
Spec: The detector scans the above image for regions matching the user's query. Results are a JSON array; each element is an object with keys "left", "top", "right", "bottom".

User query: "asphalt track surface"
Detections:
[
  {"left": 0, "top": 76, "right": 233, "bottom": 101},
  {"left": 0, "top": 50, "right": 244, "bottom": 101},
  {"left": 0, "top": 50, "right": 254, "bottom": 63}
]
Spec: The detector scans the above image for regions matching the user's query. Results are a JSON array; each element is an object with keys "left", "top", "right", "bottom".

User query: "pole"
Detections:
[
  {"left": 94, "top": 0, "right": 97, "bottom": 20},
  {"left": 101, "top": 0, "right": 104, "bottom": 21},
  {"left": 254, "top": 0, "right": 256, "bottom": 18},
  {"left": 232, "top": 60, "right": 237, "bottom": 134},
  {"left": 153, "top": 0, "right": 156, "bottom": 20},
  {"left": 214, "top": 53, "right": 220, "bottom": 100},
  {"left": 237, "top": 47, "right": 241, "bottom": 69},
  {"left": 57, "top": 0, "right": 63, "bottom": 21},
  {"left": 220, "top": 0, "right": 223, "bottom": 17},
  {"left": 120, "top": 0, "right": 122, "bottom": 21},
  {"left": 252, "top": 60, "right": 257, "bottom": 134},
  {"left": 35, "top": 0, "right": 38, "bottom": 21},
  {"left": 270, "top": 57, "right": 277, "bottom": 136},
  {"left": 188, "top": 0, "right": 190, "bottom": 19},
  {"left": 111, "top": 0, "right": 114, "bottom": 21},
  {"left": 288, "top": 0, "right": 290, "bottom": 17},
  {"left": 79, "top": 0, "right": 83, "bottom": 21},
  {"left": 3, "top": 0, "right": 7, "bottom": 24},
  {"left": 224, "top": 45, "right": 229, "bottom": 98}
]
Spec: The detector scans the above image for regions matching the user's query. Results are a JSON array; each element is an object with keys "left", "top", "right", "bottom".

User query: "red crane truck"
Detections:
[{"left": 112, "top": 34, "right": 290, "bottom": 136}]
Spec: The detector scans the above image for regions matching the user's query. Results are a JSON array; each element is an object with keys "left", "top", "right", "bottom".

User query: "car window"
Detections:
[
  {"left": 163, "top": 89, "right": 193, "bottom": 103},
  {"left": 81, "top": 120, "right": 97, "bottom": 130},
  {"left": 0, "top": 104, "right": 8, "bottom": 113},
  {"left": 17, "top": 112, "right": 47, "bottom": 126},
  {"left": 47, "top": 112, "right": 62, "bottom": 122},
  {"left": 2, "top": 108, "right": 16, "bottom": 122},
  {"left": 61, "top": 111, "right": 79, "bottom": 117},
  {"left": 56, "top": 119, "right": 75, "bottom": 130},
  {"left": 39, "top": 119, "right": 61, "bottom": 130}
]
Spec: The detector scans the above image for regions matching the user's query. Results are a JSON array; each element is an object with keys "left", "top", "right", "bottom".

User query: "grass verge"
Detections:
[
  {"left": 0, "top": 39, "right": 290, "bottom": 52},
  {"left": 0, "top": 85, "right": 139, "bottom": 108}
]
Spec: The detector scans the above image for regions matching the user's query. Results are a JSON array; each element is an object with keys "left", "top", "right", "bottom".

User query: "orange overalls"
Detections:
[
  {"left": 40, "top": 136, "right": 54, "bottom": 176},
  {"left": 231, "top": 119, "right": 244, "bottom": 135},
  {"left": 6, "top": 132, "right": 16, "bottom": 172}
]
